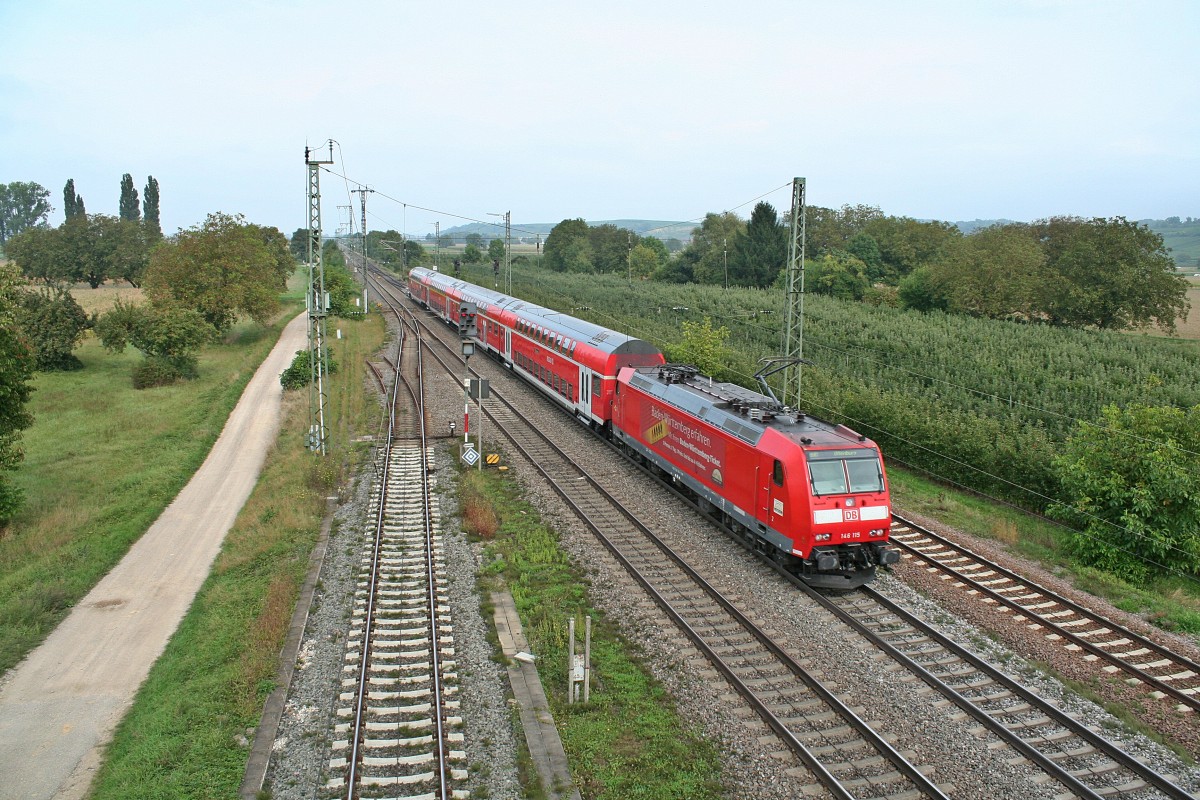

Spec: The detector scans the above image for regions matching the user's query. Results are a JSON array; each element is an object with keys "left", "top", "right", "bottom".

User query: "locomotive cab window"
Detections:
[
  {"left": 807, "top": 450, "right": 884, "bottom": 496},
  {"left": 772, "top": 459, "right": 784, "bottom": 487}
]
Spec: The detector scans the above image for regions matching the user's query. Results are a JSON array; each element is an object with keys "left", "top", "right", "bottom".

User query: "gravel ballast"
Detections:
[{"left": 267, "top": 294, "right": 1200, "bottom": 799}]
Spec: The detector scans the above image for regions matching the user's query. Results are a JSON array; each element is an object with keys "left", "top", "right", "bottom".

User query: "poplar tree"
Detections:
[
  {"left": 63, "top": 179, "right": 83, "bottom": 220},
  {"left": 143, "top": 176, "right": 161, "bottom": 239},
  {"left": 119, "top": 173, "right": 140, "bottom": 222}
]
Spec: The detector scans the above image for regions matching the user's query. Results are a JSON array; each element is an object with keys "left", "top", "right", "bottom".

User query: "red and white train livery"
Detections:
[
  {"left": 406, "top": 267, "right": 897, "bottom": 588},
  {"left": 407, "top": 266, "right": 664, "bottom": 429}
]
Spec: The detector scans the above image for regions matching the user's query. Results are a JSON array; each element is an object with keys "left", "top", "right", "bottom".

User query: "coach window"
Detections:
[
  {"left": 593, "top": 378, "right": 601, "bottom": 397},
  {"left": 772, "top": 459, "right": 785, "bottom": 487}
]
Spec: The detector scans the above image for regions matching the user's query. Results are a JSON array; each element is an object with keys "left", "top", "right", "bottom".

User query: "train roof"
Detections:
[
  {"left": 622, "top": 364, "right": 875, "bottom": 449},
  {"left": 411, "top": 267, "right": 661, "bottom": 359}
]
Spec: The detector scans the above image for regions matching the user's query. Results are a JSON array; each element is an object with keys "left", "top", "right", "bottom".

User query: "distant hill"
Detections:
[
  {"left": 1141, "top": 218, "right": 1200, "bottom": 266},
  {"left": 950, "top": 219, "right": 1018, "bottom": 234},
  {"left": 443, "top": 219, "right": 694, "bottom": 244}
]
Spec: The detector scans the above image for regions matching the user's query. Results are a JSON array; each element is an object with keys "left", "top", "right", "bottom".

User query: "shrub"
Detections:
[
  {"left": 280, "top": 348, "right": 337, "bottom": 390},
  {"left": 132, "top": 355, "right": 198, "bottom": 389}
]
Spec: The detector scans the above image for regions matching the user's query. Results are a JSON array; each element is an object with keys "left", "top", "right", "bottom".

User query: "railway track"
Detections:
[
  {"left": 811, "top": 584, "right": 1194, "bottom": 799},
  {"left": 368, "top": 265, "right": 1197, "bottom": 797},
  {"left": 890, "top": 516, "right": 1200, "bottom": 716},
  {"left": 325, "top": 296, "right": 467, "bottom": 799}
]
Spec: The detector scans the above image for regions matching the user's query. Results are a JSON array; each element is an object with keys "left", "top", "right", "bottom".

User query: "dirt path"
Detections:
[{"left": 0, "top": 312, "right": 308, "bottom": 800}]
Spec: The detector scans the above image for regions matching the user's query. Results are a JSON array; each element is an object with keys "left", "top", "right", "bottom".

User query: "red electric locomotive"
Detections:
[{"left": 612, "top": 364, "right": 898, "bottom": 589}]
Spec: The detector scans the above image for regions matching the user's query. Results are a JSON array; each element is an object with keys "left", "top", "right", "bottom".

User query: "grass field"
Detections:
[
  {"left": 1177, "top": 283, "right": 1200, "bottom": 339},
  {"left": 68, "top": 282, "right": 143, "bottom": 316},
  {"left": 0, "top": 274, "right": 307, "bottom": 674}
]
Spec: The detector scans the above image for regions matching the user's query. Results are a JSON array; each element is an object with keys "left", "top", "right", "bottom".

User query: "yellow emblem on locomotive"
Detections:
[{"left": 645, "top": 419, "right": 669, "bottom": 444}]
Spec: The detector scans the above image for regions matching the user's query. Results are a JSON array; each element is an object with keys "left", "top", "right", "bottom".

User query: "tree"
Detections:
[
  {"left": 668, "top": 317, "right": 731, "bottom": 377},
  {"left": 897, "top": 266, "right": 950, "bottom": 312},
  {"left": 65, "top": 216, "right": 99, "bottom": 287},
  {"left": 95, "top": 298, "right": 215, "bottom": 387},
  {"left": 6, "top": 225, "right": 69, "bottom": 285},
  {"left": 143, "top": 212, "right": 292, "bottom": 333},
  {"left": 681, "top": 212, "right": 745, "bottom": 286},
  {"left": 60, "top": 215, "right": 110, "bottom": 288},
  {"left": 807, "top": 251, "right": 870, "bottom": 300},
  {"left": 465, "top": 232, "right": 484, "bottom": 248},
  {"left": 462, "top": 243, "right": 483, "bottom": 263},
  {"left": 289, "top": 228, "right": 310, "bottom": 261},
  {"left": 487, "top": 238, "right": 505, "bottom": 262},
  {"left": 863, "top": 215, "right": 960, "bottom": 284},
  {"left": 806, "top": 204, "right": 883, "bottom": 256},
  {"left": 15, "top": 287, "right": 90, "bottom": 370},
  {"left": 119, "top": 173, "right": 140, "bottom": 222},
  {"left": 101, "top": 217, "right": 152, "bottom": 287},
  {"left": 544, "top": 218, "right": 591, "bottom": 272},
  {"left": 1034, "top": 216, "right": 1188, "bottom": 331},
  {"left": 728, "top": 201, "right": 787, "bottom": 287},
  {"left": 846, "top": 233, "right": 884, "bottom": 282},
  {"left": 927, "top": 224, "right": 1045, "bottom": 320},
  {"left": 561, "top": 238, "right": 595, "bottom": 273},
  {"left": 587, "top": 224, "right": 634, "bottom": 273},
  {"left": 143, "top": 176, "right": 161, "bottom": 240},
  {"left": 0, "top": 181, "right": 52, "bottom": 247},
  {"left": 653, "top": 256, "right": 693, "bottom": 284},
  {"left": 629, "top": 242, "right": 663, "bottom": 279},
  {"left": 1050, "top": 403, "right": 1200, "bottom": 581},
  {"left": 63, "top": 179, "right": 85, "bottom": 221},
  {"left": 0, "top": 260, "right": 35, "bottom": 522}
]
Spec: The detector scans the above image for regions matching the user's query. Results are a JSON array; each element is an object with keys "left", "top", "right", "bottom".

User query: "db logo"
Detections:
[{"left": 844, "top": 509, "right": 860, "bottom": 521}]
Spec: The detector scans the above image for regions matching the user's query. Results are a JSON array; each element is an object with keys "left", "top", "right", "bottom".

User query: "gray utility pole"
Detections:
[
  {"left": 780, "top": 177, "right": 807, "bottom": 410},
  {"left": 489, "top": 211, "right": 512, "bottom": 294},
  {"left": 305, "top": 142, "right": 335, "bottom": 455},
  {"left": 503, "top": 210, "right": 511, "bottom": 295},
  {"left": 352, "top": 188, "right": 374, "bottom": 267}
]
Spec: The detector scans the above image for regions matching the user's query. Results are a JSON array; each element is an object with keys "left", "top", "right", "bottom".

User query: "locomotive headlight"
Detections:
[{"left": 815, "top": 533, "right": 831, "bottom": 542}]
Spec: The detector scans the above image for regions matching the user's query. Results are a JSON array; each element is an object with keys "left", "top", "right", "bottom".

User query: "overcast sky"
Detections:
[{"left": 2, "top": 0, "right": 1196, "bottom": 239}]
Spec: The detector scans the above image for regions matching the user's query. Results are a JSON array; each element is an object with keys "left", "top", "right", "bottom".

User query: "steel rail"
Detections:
[
  {"left": 809, "top": 581, "right": 1192, "bottom": 799},
  {"left": 343, "top": 307, "right": 404, "bottom": 799},
  {"left": 891, "top": 513, "right": 1200, "bottom": 713}
]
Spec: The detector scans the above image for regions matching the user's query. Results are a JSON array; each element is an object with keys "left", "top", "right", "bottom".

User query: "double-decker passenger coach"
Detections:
[{"left": 407, "top": 266, "right": 664, "bottom": 429}]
